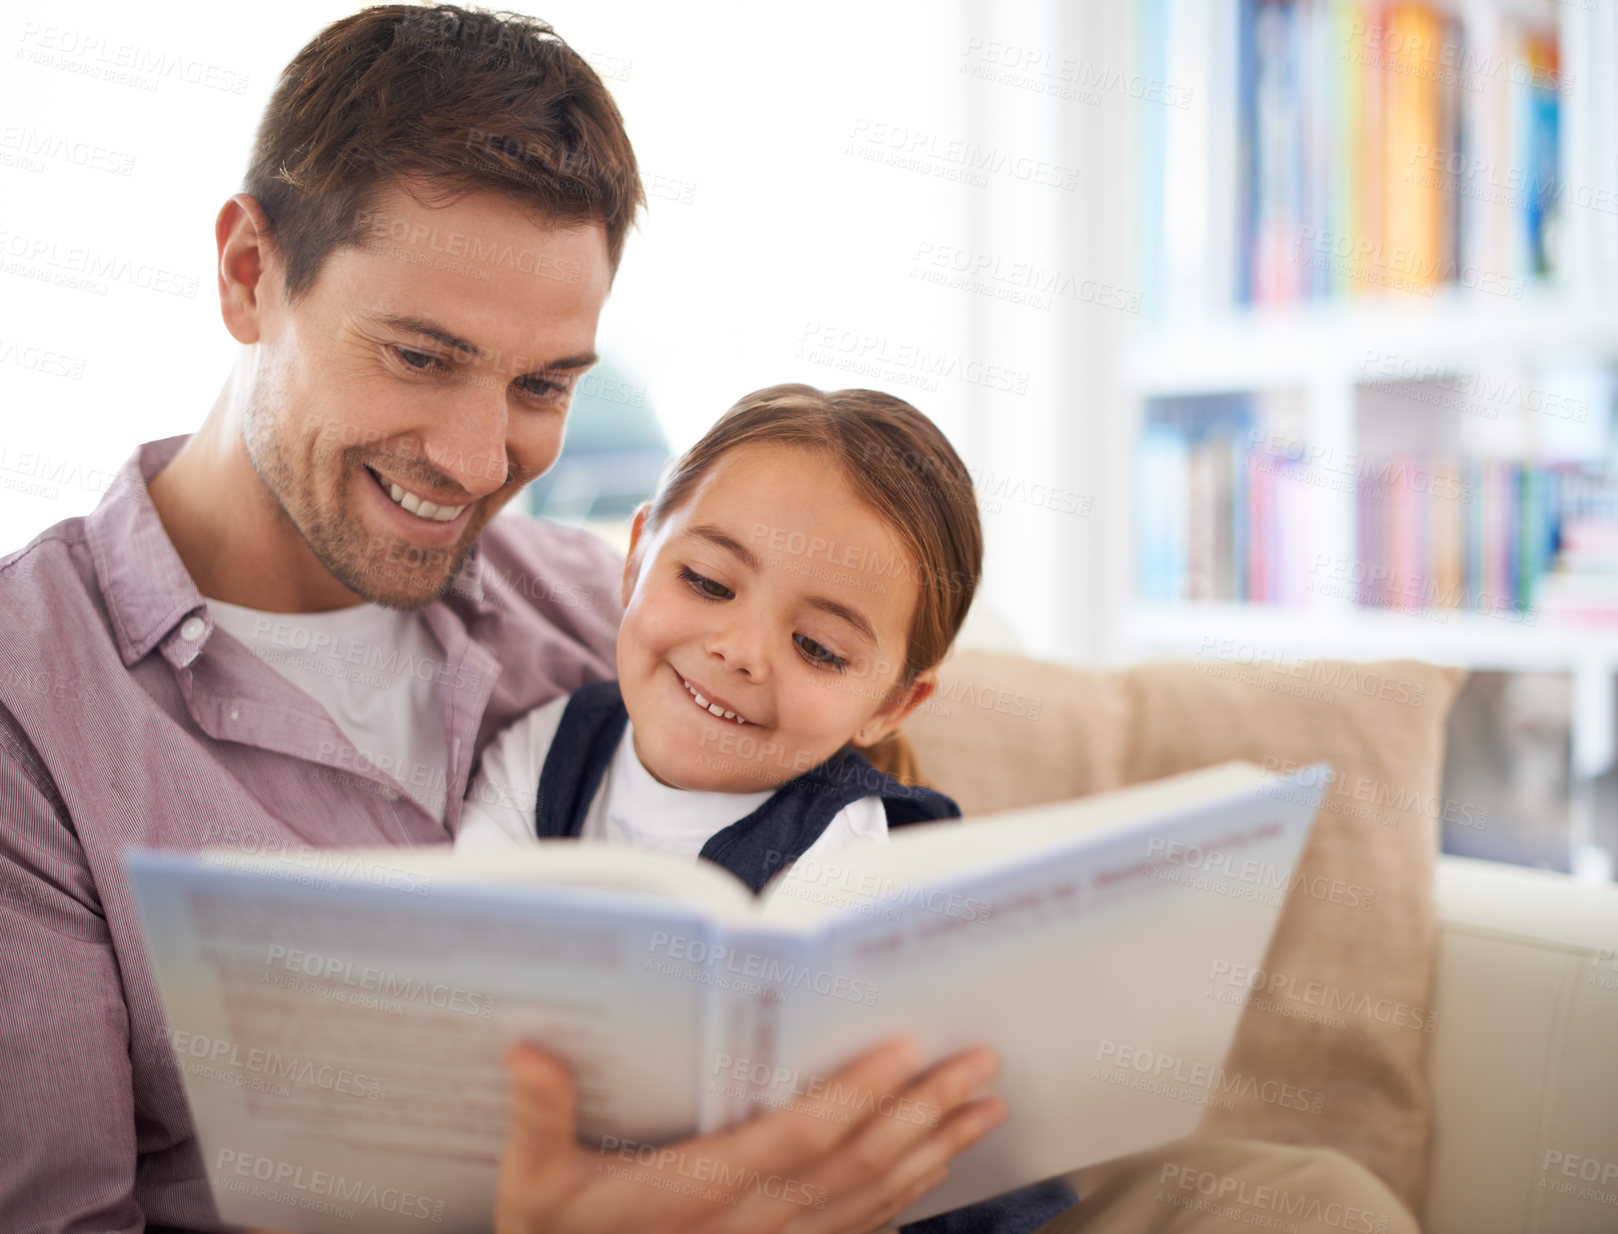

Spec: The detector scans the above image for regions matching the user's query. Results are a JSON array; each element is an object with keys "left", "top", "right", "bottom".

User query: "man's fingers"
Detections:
[
  {"left": 703, "top": 1036, "right": 925, "bottom": 1173},
  {"left": 722, "top": 1043, "right": 1005, "bottom": 1234},
  {"left": 501, "top": 1042, "right": 579, "bottom": 1172},
  {"left": 787, "top": 1095, "right": 1005, "bottom": 1234},
  {"left": 489, "top": 1038, "right": 1003, "bottom": 1234},
  {"left": 781, "top": 1164, "right": 950, "bottom": 1234},
  {"left": 497, "top": 1043, "right": 606, "bottom": 1233},
  {"left": 799, "top": 1045, "right": 1000, "bottom": 1200}
]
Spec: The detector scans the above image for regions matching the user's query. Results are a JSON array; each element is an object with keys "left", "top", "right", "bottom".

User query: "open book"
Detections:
[{"left": 126, "top": 760, "right": 1324, "bottom": 1231}]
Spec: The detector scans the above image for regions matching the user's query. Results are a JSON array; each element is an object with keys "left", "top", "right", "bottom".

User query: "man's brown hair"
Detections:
[{"left": 244, "top": 3, "right": 644, "bottom": 305}]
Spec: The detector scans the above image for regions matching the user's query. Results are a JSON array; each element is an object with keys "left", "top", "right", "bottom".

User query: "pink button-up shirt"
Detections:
[{"left": 0, "top": 435, "right": 624, "bottom": 1233}]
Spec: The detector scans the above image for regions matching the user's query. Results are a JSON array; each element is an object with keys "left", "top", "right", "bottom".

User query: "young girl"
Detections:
[
  {"left": 454, "top": 384, "right": 1081, "bottom": 1230},
  {"left": 454, "top": 382, "right": 983, "bottom": 891}
]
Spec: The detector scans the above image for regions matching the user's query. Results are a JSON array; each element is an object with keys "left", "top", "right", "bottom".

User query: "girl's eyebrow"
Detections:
[
  {"left": 684, "top": 524, "right": 880, "bottom": 648},
  {"left": 686, "top": 524, "right": 760, "bottom": 570},
  {"left": 803, "top": 595, "right": 878, "bottom": 649}
]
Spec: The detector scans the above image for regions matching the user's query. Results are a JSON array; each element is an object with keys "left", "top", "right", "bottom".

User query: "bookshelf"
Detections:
[{"left": 1118, "top": 0, "right": 1618, "bottom": 872}]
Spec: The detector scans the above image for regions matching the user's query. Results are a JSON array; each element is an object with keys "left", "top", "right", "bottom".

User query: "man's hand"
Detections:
[{"left": 496, "top": 1036, "right": 1006, "bottom": 1234}]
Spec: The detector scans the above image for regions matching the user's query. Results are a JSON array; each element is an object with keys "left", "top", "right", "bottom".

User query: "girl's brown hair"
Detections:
[{"left": 641, "top": 384, "right": 983, "bottom": 729}]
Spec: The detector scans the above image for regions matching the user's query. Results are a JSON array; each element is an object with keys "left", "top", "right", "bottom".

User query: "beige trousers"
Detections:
[{"left": 1034, "top": 1138, "right": 1421, "bottom": 1234}]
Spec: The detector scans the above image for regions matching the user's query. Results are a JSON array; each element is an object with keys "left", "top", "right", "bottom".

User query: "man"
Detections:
[{"left": 0, "top": 6, "right": 1046, "bottom": 1232}]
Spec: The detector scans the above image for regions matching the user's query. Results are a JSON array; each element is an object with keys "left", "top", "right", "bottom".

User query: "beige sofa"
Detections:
[{"left": 902, "top": 649, "right": 1618, "bottom": 1234}]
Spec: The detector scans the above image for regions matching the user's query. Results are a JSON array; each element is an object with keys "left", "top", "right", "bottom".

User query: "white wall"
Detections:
[{"left": 0, "top": 0, "right": 1134, "bottom": 663}]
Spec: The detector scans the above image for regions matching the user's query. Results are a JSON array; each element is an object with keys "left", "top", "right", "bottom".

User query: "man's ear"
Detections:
[
  {"left": 217, "top": 193, "right": 277, "bottom": 346},
  {"left": 851, "top": 667, "right": 938, "bottom": 748},
  {"left": 620, "top": 502, "right": 651, "bottom": 608}
]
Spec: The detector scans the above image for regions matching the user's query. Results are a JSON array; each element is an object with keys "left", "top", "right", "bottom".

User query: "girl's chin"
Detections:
[
  {"left": 642, "top": 740, "right": 763, "bottom": 794},
  {"left": 637, "top": 734, "right": 719, "bottom": 791}
]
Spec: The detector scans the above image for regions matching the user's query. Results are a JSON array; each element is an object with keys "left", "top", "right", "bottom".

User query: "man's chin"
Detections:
[{"left": 323, "top": 536, "right": 475, "bottom": 610}]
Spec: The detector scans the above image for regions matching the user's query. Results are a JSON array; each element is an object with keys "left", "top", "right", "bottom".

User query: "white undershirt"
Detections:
[
  {"left": 203, "top": 596, "right": 451, "bottom": 824},
  {"left": 457, "top": 693, "right": 889, "bottom": 865}
]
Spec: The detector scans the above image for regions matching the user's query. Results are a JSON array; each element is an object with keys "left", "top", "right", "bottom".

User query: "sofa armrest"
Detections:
[{"left": 1422, "top": 856, "right": 1618, "bottom": 1234}]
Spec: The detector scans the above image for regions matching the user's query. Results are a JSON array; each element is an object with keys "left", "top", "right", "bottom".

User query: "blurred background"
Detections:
[{"left": 2, "top": 0, "right": 1614, "bottom": 879}]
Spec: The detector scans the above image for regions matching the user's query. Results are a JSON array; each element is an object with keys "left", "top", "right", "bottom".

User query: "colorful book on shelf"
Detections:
[
  {"left": 1519, "top": 29, "right": 1560, "bottom": 278},
  {"left": 1236, "top": 0, "right": 1259, "bottom": 305},
  {"left": 1139, "top": 398, "right": 1260, "bottom": 603},
  {"left": 1175, "top": 0, "right": 1565, "bottom": 311},
  {"left": 1297, "top": 0, "right": 1329, "bottom": 299},
  {"left": 1380, "top": 4, "right": 1444, "bottom": 292},
  {"left": 1347, "top": 456, "right": 1571, "bottom": 617},
  {"left": 1245, "top": 0, "right": 1306, "bottom": 304},
  {"left": 1465, "top": 458, "right": 1486, "bottom": 609},
  {"left": 1431, "top": 459, "right": 1464, "bottom": 610},
  {"left": 1351, "top": 0, "right": 1383, "bottom": 298},
  {"left": 1134, "top": 391, "right": 1586, "bottom": 617},
  {"left": 1137, "top": 425, "right": 1190, "bottom": 603},
  {"left": 1327, "top": 1, "right": 1362, "bottom": 298},
  {"left": 1540, "top": 504, "right": 1618, "bottom": 625}
]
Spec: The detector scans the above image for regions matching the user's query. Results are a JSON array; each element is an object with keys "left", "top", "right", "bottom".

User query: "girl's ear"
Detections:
[
  {"left": 620, "top": 502, "right": 652, "bottom": 608},
  {"left": 851, "top": 667, "right": 938, "bottom": 748}
]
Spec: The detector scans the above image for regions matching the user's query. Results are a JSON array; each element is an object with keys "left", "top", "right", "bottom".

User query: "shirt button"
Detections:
[
  {"left": 379, "top": 788, "right": 400, "bottom": 802},
  {"left": 229, "top": 708, "right": 240, "bottom": 722},
  {"left": 179, "top": 616, "right": 206, "bottom": 643}
]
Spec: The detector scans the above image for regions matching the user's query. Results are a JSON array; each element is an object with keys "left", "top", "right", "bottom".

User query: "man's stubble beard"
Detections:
[{"left": 239, "top": 382, "right": 482, "bottom": 611}]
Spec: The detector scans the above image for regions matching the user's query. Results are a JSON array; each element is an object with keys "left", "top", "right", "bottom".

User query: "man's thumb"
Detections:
[{"left": 502, "top": 1042, "right": 578, "bottom": 1168}]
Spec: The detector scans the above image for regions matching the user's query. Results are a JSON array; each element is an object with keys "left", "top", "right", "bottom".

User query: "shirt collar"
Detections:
[{"left": 86, "top": 434, "right": 490, "bottom": 669}]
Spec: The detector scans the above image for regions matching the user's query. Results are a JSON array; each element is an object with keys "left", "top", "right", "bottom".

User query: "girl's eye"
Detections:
[
  {"left": 794, "top": 633, "right": 848, "bottom": 673},
  {"left": 677, "top": 566, "right": 733, "bottom": 600},
  {"left": 676, "top": 565, "right": 847, "bottom": 671}
]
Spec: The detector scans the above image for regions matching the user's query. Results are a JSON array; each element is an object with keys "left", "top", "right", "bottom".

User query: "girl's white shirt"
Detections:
[{"left": 456, "top": 693, "right": 889, "bottom": 863}]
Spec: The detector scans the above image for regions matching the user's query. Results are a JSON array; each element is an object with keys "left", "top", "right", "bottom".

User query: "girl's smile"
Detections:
[{"left": 673, "top": 666, "right": 754, "bottom": 725}]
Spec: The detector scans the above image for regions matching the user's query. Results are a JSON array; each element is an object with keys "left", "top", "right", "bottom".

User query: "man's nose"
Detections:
[{"left": 421, "top": 377, "right": 512, "bottom": 499}]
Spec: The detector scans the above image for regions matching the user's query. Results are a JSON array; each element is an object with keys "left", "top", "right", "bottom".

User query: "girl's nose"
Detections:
[{"left": 703, "top": 617, "right": 769, "bottom": 681}]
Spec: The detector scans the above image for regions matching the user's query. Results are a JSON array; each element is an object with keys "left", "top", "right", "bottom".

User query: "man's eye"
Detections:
[
  {"left": 396, "top": 347, "right": 441, "bottom": 371},
  {"left": 794, "top": 634, "right": 847, "bottom": 672},
  {"left": 519, "top": 375, "right": 570, "bottom": 400}
]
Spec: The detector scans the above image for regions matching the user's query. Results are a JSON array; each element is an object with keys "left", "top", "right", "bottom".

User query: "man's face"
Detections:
[{"left": 240, "top": 179, "right": 613, "bottom": 608}]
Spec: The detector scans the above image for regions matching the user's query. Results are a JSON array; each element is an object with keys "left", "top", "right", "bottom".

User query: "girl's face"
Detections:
[{"left": 616, "top": 441, "right": 937, "bottom": 792}]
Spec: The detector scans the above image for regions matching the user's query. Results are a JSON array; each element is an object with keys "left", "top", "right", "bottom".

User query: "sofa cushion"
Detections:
[
  {"left": 898, "top": 654, "right": 1132, "bottom": 811},
  {"left": 902, "top": 649, "right": 1467, "bottom": 1216}
]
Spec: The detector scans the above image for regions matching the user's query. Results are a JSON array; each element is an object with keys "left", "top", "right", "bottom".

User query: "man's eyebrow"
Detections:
[
  {"left": 367, "top": 313, "right": 598, "bottom": 371},
  {"left": 685, "top": 524, "right": 879, "bottom": 647}
]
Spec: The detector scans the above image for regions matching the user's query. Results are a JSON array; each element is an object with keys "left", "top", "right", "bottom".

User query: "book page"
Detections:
[
  {"left": 128, "top": 851, "right": 733, "bottom": 1233},
  {"left": 755, "top": 765, "right": 1322, "bottom": 1222},
  {"left": 686, "top": 926, "right": 825, "bottom": 1131},
  {"left": 758, "top": 762, "right": 1272, "bottom": 925},
  {"left": 202, "top": 839, "right": 760, "bottom": 922}
]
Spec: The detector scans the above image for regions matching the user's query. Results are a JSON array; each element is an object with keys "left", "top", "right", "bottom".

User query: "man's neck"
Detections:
[{"left": 148, "top": 383, "right": 367, "bottom": 614}]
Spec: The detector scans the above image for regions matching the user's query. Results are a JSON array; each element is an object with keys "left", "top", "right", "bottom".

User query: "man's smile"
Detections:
[{"left": 363, "top": 464, "right": 470, "bottom": 523}]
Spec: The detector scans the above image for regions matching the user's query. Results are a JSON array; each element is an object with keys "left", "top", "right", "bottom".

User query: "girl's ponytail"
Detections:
[{"left": 860, "top": 729, "right": 929, "bottom": 789}]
